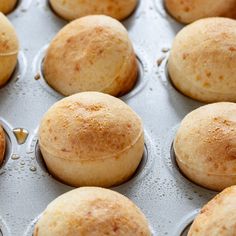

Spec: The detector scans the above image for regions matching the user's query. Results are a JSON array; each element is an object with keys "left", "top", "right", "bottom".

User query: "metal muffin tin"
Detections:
[{"left": 0, "top": 0, "right": 218, "bottom": 235}]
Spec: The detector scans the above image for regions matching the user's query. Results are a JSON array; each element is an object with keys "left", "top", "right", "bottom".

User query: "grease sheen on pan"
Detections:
[
  {"left": 174, "top": 102, "right": 236, "bottom": 191},
  {"left": 165, "top": 0, "right": 236, "bottom": 24},
  {"left": 168, "top": 17, "right": 236, "bottom": 102},
  {"left": 49, "top": 0, "right": 138, "bottom": 21},
  {"left": 0, "top": 125, "right": 5, "bottom": 165},
  {"left": 0, "top": 12, "right": 19, "bottom": 87},
  {"left": 188, "top": 186, "right": 236, "bottom": 235},
  {"left": 39, "top": 92, "right": 144, "bottom": 187},
  {"left": 0, "top": 0, "right": 17, "bottom": 14},
  {"left": 34, "top": 187, "right": 151, "bottom": 236},
  {"left": 44, "top": 15, "right": 138, "bottom": 97}
]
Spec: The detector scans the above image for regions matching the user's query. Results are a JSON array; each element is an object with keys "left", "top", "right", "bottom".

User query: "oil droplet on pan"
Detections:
[
  {"left": 34, "top": 73, "right": 41, "bottom": 80},
  {"left": 13, "top": 128, "right": 29, "bottom": 145},
  {"left": 29, "top": 166, "right": 37, "bottom": 172},
  {"left": 162, "top": 47, "right": 170, "bottom": 53},
  {"left": 157, "top": 56, "right": 166, "bottom": 67},
  {"left": 20, "top": 161, "right": 25, "bottom": 165},
  {"left": 11, "top": 154, "right": 20, "bottom": 160}
]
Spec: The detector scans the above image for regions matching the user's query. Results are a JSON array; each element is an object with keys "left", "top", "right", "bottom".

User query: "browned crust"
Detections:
[
  {"left": 39, "top": 93, "right": 143, "bottom": 162},
  {"left": 165, "top": 0, "right": 236, "bottom": 24},
  {"left": 0, "top": 0, "right": 17, "bottom": 15},
  {"left": 49, "top": 0, "right": 138, "bottom": 21},
  {"left": 168, "top": 18, "right": 236, "bottom": 102},
  {"left": 111, "top": 51, "right": 138, "bottom": 97},
  {"left": 34, "top": 187, "right": 151, "bottom": 236},
  {"left": 38, "top": 92, "right": 144, "bottom": 187},
  {"left": 44, "top": 15, "right": 137, "bottom": 97},
  {"left": 188, "top": 186, "right": 236, "bottom": 235},
  {"left": 174, "top": 102, "right": 236, "bottom": 191}
]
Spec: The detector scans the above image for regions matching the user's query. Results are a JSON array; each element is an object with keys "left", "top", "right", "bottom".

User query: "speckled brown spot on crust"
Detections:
[
  {"left": 196, "top": 75, "right": 201, "bottom": 81},
  {"left": 184, "top": 6, "right": 190, "bottom": 12},
  {"left": 214, "top": 163, "right": 219, "bottom": 169},
  {"left": 203, "top": 82, "right": 210, "bottom": 88},
  {"left": 80, "top": 103, "right": 104, "bottom": 112},
  {"left": 205, "top": 71, "right": 211, "bottom": 77},
  {"left": 107, "top": 5, "right": 113, "bottom": 11},
  {"left": 229, "top": 46, "right": 236, "bottom": 52},
  {"left": 75, "top": 63, "right": 80, "bottom": 72},
  {"left": 222, "top": 166, "right": 228, "bottom": 171},
  {"left": 95, "top": 26, "right": 104, "bottom": 34},
  {"left": 177, "top": 15, "right": 182, "bottom": 21},
  {"left": 182, "top": 53, "right": 189, "bottom": 60},
  {"left": 113, "top": 223, "right": 119, "bottom": 232},
  {"left": 97, "top": 48, "right": 104, "bottom": 55},
  {"left": 66, "top": 37, "right": 74, "bottom": 44},
  {"left": 61, "top": 148, "right": 70, "bottom": 152}
]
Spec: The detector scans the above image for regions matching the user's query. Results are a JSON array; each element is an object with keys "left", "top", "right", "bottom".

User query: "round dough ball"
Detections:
[
  {"left": 49, "top": 0, "right": 138, "bottom": 21},
  {"left": 0, "top": 125, "right": 5, "bottom": 165},
  {"left": 39, "top": 92, "right": 144, "bottom": 187},
  {"left": 44, "top": 15, "right": 138, "bottom": 97},
  {"left": 165, "top": 0, "right": 236, "bottom": 24},
  {"left": 0, "top": 0, "right": 17, "bottom": 14},
  {"left": 0, "top": 13, "right": 19, "bottom": 87},
  {"left": 34, "top": 187, "right": 151, "bottom": 236},
  {"left": 174, "top": 102, "right": 236, "bottom": 191},
  {"left": 188, "top": 186, "right": 236, "bottom": 235},
  {"left": 168, "top": 17, "right": 236, "bottom": 102}
]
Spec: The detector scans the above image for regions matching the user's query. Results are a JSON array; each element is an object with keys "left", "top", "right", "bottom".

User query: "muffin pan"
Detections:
[{"left": 0, "top": 0, "right": 221, "bottom": 235}]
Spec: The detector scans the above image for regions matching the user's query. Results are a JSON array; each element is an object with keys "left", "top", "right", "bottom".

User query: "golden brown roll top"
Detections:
[
  {"left": 188, "top": 186, "right": 236, "bottom": 235},
  {"left": 0, "top": 12, "right": 19, "bottom": 86},
  {"left": 39, "top": 92, "right": 144, "bottom": 187},
  {"left": 165, "top": 0, "right": 236, "bottom": 24},
  {"left": 0, "top": 13, "right": 18, "bottom": 53},
  {"left": 39, "top": 92, "right": 142, "bottom": 161},
  {"left": 49, "top": 0, "right": 138, "bottom": 21},
  {"left": 34, "top": 187, "right": 151, "bottom": 236},
  {"left": 174, "top": 102, "right": 236, "bottom": 191},
  {"left": 44, "top": 15, "right": 138, "bottom": 96},
  {"left": 0, "top": 0, "right": 17, "bottom": 14},
  {"left": 168, "top": 17, "right": 236, "bottom": 102}
]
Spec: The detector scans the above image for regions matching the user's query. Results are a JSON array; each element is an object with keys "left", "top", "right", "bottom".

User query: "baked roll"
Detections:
[
  {"left": 39, "top": 92, "right": 144, "bottom": 187},
  {"left": 168, "top": 17, "right": 236, "bottom": 102},
  {"left": 165, "top": 0, "right": 236, "bottom": 24},
  {"left": 188, "top": 186, "right": 236, "bottom": 235},
  {"left": 0, "top": 13, "right": 19, "bottom": 87},
  {"left": 44, "top": 15, "right": 138, "bottom": 97},
  {"left": 49, "top": 0, "right": 138, "bottom": 21},
  {"left": 0, "top": 0, "right": 17, "bottom": 14},
  {"left": 34, "top": 187, "right": 151, "bottom": 236},
  {"left": 174, "top": 102, "right": 236, "bottom": 191}
]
